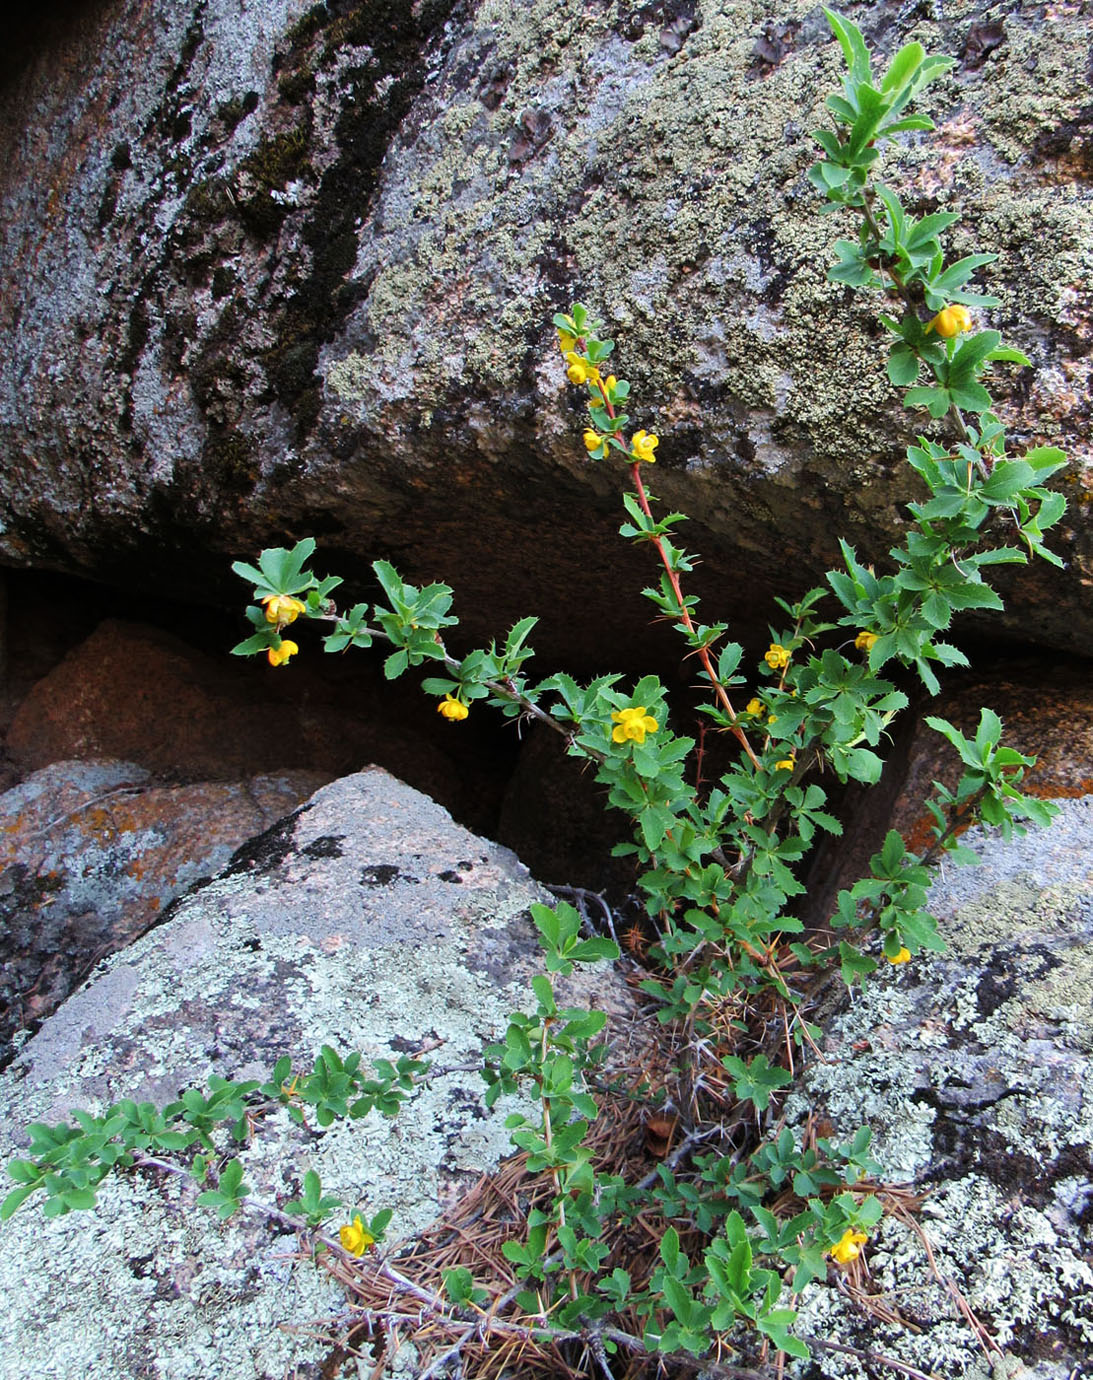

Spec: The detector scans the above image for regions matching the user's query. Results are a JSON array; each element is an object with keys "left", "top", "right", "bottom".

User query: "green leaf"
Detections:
[
  {"left": 986, "top": 346, "right": 1031, "bottom": 367},
  {"left": 1022, "top": 445, "right": 1067, "bottom": 475},
  {"left": 1, "top": 1183, "right": 39, "bottom": 1220},
  {"left": 825, "top": 8, "right": 872, "bottom": 84},
  {"left": 887, "top": 345, "right": 920, "bottom": 387},
  {"left": 721, "top": 1053, "right": 793, "bottom": 1112},
  {"left": 5, "top": 1159, "right": 44, "bottom": 1186},
  {"left": 568, "top": 937, "right": 622, "bottom": 964},
  {"left": 839, "top": 942, "right": 877, "bottom": 987},
  {"left": 230, "top": 631, "right": 276, "bottom": 657},
  {"left": 905, "top": 211, "right": 960, "bottom": 248},
  {"left": 904, "top": 385, "right": 951, "bottom": 418},
  {"left": 880, "top": 41, "right": 925, "bottom": 97}
]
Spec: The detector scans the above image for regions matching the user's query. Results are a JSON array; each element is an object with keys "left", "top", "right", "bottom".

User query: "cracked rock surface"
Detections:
[
  {"left": 0, "top": 767, "right": 633, "bottom": 1380},
  {"left": 0, "top": 0, "right": 1090, "bottom": 664},
  {"left": 790, "top": 796, "right": 1093, "bottom": 1378}
]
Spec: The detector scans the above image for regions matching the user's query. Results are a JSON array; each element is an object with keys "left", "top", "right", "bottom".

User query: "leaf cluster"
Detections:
[{"left": 3, "top": 1048, "right": 424, "bottom": 1223}]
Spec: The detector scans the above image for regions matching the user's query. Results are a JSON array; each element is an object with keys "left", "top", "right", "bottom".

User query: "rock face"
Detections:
[
  {"left": 0, "top": 0, "right": 1090, "bottom": 666},
  {"left": 791, "top": 797, "right": 1093, "bottom": 1378},
  {"left": 0, "top": 758, "right": 330, "bottom": 1068},
  {"left": 1, "top": 615, "right": 508, "bottom": 825},
  {"left": 0, "top": 768, "right": 632, "bottom": 1380}
]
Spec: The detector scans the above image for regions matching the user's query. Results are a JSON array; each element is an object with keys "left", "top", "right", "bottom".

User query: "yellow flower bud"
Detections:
[
  {"left": 927, "top": 305, "right": 972, "bottom": 339},
  {"left": 584, "top": 429, "right": 604, "bottom": 453},
  {"left": 437, "top": 694, "right": 469, "bottom": 721},
  {"left": 887, "top": 946, "right": 912, "bottom": 965},
  {"left": 267, "top": 640, "right": 298, "bottom": 667},
  {"left": 745, "top": 697, "right": 764, "bottom": 718},
  {"left": 829, "top": 1229, "right": 868, "bottom": 1265},
  {"left": 557, "top": 330, "right": 577, "bottom": 354},
  {"left": 854, "top": 630, "right": 878, "bottom": 652},
  {"left": 339, "top": 1215, "right": 375, "bottom": 1257},
  {"left": 565, "top": 352, "right": 593, "bottom": 386},
  {"left": 262, "top": 594, "right": 307, "bottom": 626},
  {"left": 631, "top": 430, "right": 659, "bottom": 464}
]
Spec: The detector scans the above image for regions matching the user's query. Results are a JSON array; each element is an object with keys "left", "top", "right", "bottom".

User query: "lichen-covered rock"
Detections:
[
  {"left": 0, "top": 767, "right": 630, "bottom": 1380},
  {"left": 0, "top": 758, "right": 330, "bottom": 1068},
  {"left": 805, "top": 659, "right": 1093, "bottom": 924},
  {"left": 788, "top": 796, "right": 1093, "bottom": 1378},
  {"left": 0, "top": 0, "right": 1089, "bottom": 666}
]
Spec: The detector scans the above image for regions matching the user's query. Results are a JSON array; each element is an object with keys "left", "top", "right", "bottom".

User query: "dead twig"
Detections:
[{"left": 799, "top": 1334, "right": 942, "bottom": 1380}]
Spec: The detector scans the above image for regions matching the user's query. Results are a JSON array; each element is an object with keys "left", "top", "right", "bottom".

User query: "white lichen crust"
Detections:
[{"left": 790, "top": 799, "right": 1093, "bottom": 1378}]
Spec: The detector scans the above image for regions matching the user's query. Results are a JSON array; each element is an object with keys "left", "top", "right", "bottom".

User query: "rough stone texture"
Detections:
[
  {"left": 890, "top": 658, "right": 1093, "bottom": 852},
  {"left": 788, "top": 797, "right": 1093, "bottom": 1379},
  {"left": 0, "top": 758, "right": 329, "bottom": 1068},
  {"left": 0, "top": 767, "right": 632, "bottom": 1380},
  {"left": 803, "top": 658, "right": 1093, "bottom": 925},
  {"left": 4, "top": 616, "right": 468, "bottom": 800},
  {"left": 0, "top": 0, "right": 1089, "bottom": 668}
]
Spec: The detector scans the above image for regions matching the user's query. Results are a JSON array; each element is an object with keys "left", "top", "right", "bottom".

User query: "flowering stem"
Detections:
[
  {"left": 858, "top": 193, "right": 976, "bottom": 453},
  {"left": 310, "top": 610, "right": 609, "bottom": 765},
  {"left": 628, "top": 462, "right": 761, "bottom": 769},
  {"left": 128, "top": 1152, "right": 352, "bottom": 1256}
]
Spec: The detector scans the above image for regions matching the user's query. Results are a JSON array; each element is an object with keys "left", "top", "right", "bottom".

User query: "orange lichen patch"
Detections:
[
  {"left": 1023, "top": 778, "right": 1093, "bottom": 799},
  {"left": 901, "top": 771, "right": 1093, "bottom": 857}
]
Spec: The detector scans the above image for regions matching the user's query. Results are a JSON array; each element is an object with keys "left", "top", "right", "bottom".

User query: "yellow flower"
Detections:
[
  {"left": 887, "top": 946, "right": 912, "bottom": 965},
  {"left": 829, "top": 1228, "right": 868, "bottom": 1265},
  {"left": 267, "top": 640, "right": 299, "bottom": 667},
  {"left": 631, "top": 430, "right": 659, "bottom": 464},
  {"left": 565, "top": 352, "right": 596, "bottom": 386},
  {"left": 584, "top": 429, "right": 605, "bottom": 453},
  {"left": 745, "top": 697, "right": 765, "bottom": 718},
  {"left": 557, "top": 329, "right": 577, "bottom": 354},
  {"left": 927, "top": 305, "right": 972, "bottom": 339},
  {"left": 854, "top": 630, "right": 878, "bottom": 652},
  {"left": 437, "top": 694, "right": 469, "bottom": 722},
  {"left": 775, "top": 757, "right": 795, "bottom": 771},
  {"left": 339, "top": 1215, "right": 375, "bottom": 1257},
  {"left": 611, "top": 705, "right": 659, "bottom": 745},
  {"left": 262, "top": 594, "right": 307, "bottom": 626},
  {"left": 764, "top": 643, "right": 791, "bottom": 671}
]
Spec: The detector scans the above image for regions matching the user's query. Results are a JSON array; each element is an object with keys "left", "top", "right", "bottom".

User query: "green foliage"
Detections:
[
  {"left": 2, "top": 1048, "right": 424, "bottom": 1225},
  {"left": 220, "top": 15, "right": 1066, "bottom": 1358},
  {"left": 5, "top": 12, "right": 1069, "bottom": 1376},
  {"left": 195, "top": 1157, "right": 251, "bottom": 1221},
  {"left": 283, "top": 1168, "right": 343, "bottom": 1227}
]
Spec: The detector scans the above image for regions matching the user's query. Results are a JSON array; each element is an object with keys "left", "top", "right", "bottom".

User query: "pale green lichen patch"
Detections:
[
  {"left": 327, "top": 0, "right": 1092, "bottom": 488},
  {"left": 788, "top": 798, "right": 1093, "bottom": 1376},
  {"left": 0, "top": 770, "right": 628, "bottom": 1380}
]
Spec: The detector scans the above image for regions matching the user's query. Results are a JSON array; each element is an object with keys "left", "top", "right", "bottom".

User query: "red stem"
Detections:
[{"left": 629, "top": 462, "right": 760, "bottom": 768}]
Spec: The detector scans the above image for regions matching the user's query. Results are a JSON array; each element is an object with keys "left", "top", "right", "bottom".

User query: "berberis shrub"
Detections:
[{"left": 5, "top": 11, "right": 1066, "bottom": 1375}]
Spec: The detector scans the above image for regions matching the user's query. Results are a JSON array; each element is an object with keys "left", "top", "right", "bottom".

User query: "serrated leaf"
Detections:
[{"left": 887, "top": 345, "right": 920, "bottom": 386}]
